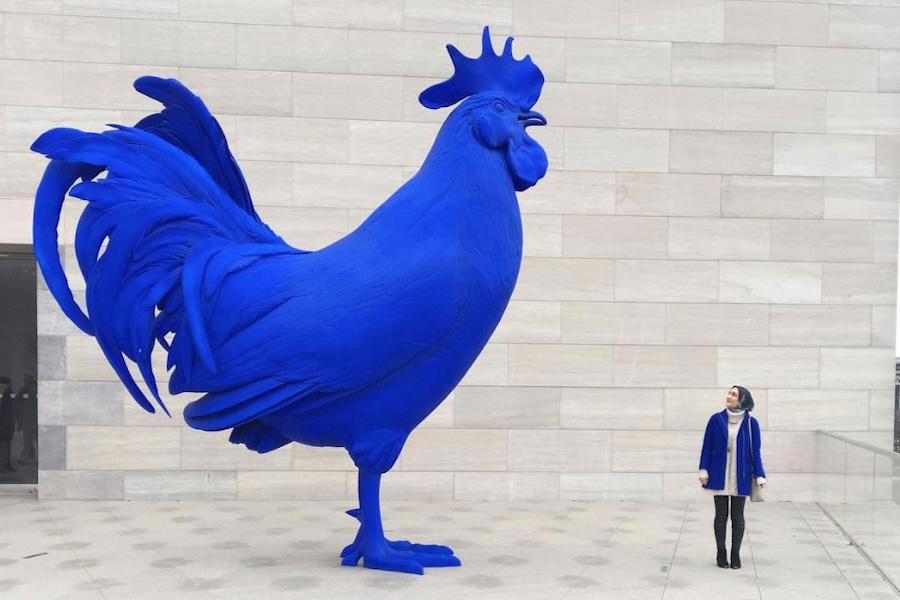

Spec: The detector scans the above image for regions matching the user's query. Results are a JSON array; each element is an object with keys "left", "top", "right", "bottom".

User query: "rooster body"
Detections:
[{"left": 33, "top": 28, "right": 546, "bottom": 575}]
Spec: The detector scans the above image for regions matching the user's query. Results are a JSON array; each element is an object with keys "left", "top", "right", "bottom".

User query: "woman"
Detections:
[{"left": 698, "top": 386, "right": 766, "bottom": 569}]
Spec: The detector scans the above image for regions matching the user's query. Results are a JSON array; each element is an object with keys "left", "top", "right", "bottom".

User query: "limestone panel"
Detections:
[
  {"left": 539, "top": 82, "right": 617, "bottom": 128},
  {"left": 513, "top": 258, "right": 615, "bottom": 302},
  {"left": 292, "top": 0, "right": 403, "bottom": 29},
  {"left": 348, "top": 120, "right": 439, "bottom": 167},
  {"left": 523, "top": 214, "right": 563, "bottom": 258},
  {"left": 64, "top": 0, "right": 178, "bottom": 18},
  {"left": 291, "top": 444, "right": 355, "bottom": 471},
  {"left": 560, "top": 387, "right": 664, "bottom": 430},
  {"left": 664, "top": 387, "right": 732, "bottom": 431},
  {"left": 762, "top": 432, "right": 817, "bottom": 473},
  {"left": 454, "top": 386, "right": 560, "bottom": 429},
  {"left": 560, "top": 473, "right": 663, "bottom": 501},
  {"left": 124, "top": 471, "right": 238, "bottom": 500},
  {"left": 459, "top": 343, "right": 508, "bottom": 386},
  {"left": 566, "top": 128, "right": 669, "bottom": 173},
  {"left": 509, "top": 430, "right": 612, "bottom": 472},
  {"left": 62, "top": 63, "right": 180, "bottom": 110},
  {"left": 881, "top": 50, "right": 900, "bottom": 92},
  {"left": 722, "top": 175, "right": 823, "bottom": 219},
  {"left": 770, "top": 305, "right": 872, "bottom": 347},
  {"left": 876, "top": 136, "right": 900, "bottom": 177},
  {"left": 829, "top": 6, "right": 900, "bottom": 50},
  {"left": 824, "top": 178, "right": 900, "bottom": 221},
  {"left": 234, "top": 116, "right": 347, "bottom": 163},
  {"left": 348, "top": 29, "right": 457, "bottom": 77},
  {"left": 5, "top": 14, "right": 120, "bottom": 63},
  {"left": 767, "top": 390, "right": 869, "bottom": 431},
  {"left": 822, "top": 263, "right": 896, "bottom": 305},
  {"left": 718, "top": 347, "right": 820, "bottom": 388},
  {"left": 181, "top": 429, "right": 292, "bottom": 471},
  {"left": 455, "top": 472, "right": 560, "bottom": 501},
  {"left": 776, "top": 46, "right": 878, "bottom": 92},
  {"left": 827, "top": 92, "right": 900, "bottom": 135},
  {"left": 492, "top": 300, "right": 562, "bottom": 344},
  {"left": 617, "top": 173, "right": 721, "bottom": 217},
  {"left": 293, "top": 163, "right": 403, "bottom": 210},
  {"left": 771, "top": 219, "right": 874, "bottom": 262},
  {"left": 237, "top": 471, "right": 347, "bottom": 500},
  {"left": 665, "top": 304, "right": 769, "bottom": 346},
  {"left": 121, "top": 19, "right": 235, "bottom": 68},
  {"left": 520, "top": 170, "right": 616, "bottom": 216},
  {"left": 178, "top": 68, "right": 293, "bottom": 117},
  {"left": 561, "top": 302, "right": 666, "bottom": 345},
  {"left": 239, "top": 161, "right": 293, "bottom": 207},
  {"left": 567, "top": 39, "right": 672, "bottom": 85},
  {"left": 39, "top": 380, "right": 124, "bottom": 426},
  {"left": 820, "top": 348, "right": 895, "bottom": 390},
  {"left": 292, "top": 72, "right": 402, "bottom": 121},
  {"left": 39, "top": 470, "right": 123, "bottom": 500},
  {"left": 614, "top": 345, "right": 718, "bottom": 387},
  {"left": 68, "top": 426, "right": 181, "bottom": 470},
  {"left": 673, "top": 43, "right": 775, "bottom": 88},
  {"left": 508, "top": 343, "right": 613, "bottom": 387},
  {"left": 668, "top": 217, "right": 770, "bottom": 260},
  {"left": 872, "top": 306, "right": 897, "bottom": 348},
  {"left": 402, "top": 429, "right": 508, "bottom": 471},
  {"left": 512, "top": 0, "right": 619, "bottom": 38},
  {"left": 564, "top": 215, "right": 668, "bottom": 259},
  {"left": 403, "top": 0, "right": 512, "bottom": 33},
  {"left": 670, "top": 131, "right": 773, "bottom": 175},
  {"left": 615, "top": 260, "right": 719, "bottom": 303},
  {"left": 723, "top": 89, "right": 826, "bottom": 133},
  {"left": 776, "top": 133, "right": 876, "bottom": 177},
  {"left": 620, "top": 0, "right": 724, "bottom": 43},
  {"left": 618, "top": 85, "right": 722, "bottom": 130},
  {"left": 725, "top": 2, "right": 828, "bottom": 46},
  {"left": 376, "top": 471, "right": 454, "bottom": 501},
  {"left": 181, "top": 0, "right": 292, "bottom": 24},
  {"left": 611, "top": 430, "right": 700, "bottom": 472},
  {"left": 237, "top": 25, "right": 347, "bottom": 73}
]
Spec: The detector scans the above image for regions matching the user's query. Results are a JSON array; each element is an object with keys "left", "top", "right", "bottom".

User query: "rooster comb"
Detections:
[{"left": 419, "top": 26, "right": 544, "bottom": 111}]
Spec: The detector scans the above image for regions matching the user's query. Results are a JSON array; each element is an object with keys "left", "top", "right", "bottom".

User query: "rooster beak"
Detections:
[{"left": 518, "top": 111, "right": 547, "bottom": 128}]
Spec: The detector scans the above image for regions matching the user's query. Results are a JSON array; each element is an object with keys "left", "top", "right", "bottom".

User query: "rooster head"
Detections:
[{"left": 419, "top": 27, "right": 548, "bottom": 192}]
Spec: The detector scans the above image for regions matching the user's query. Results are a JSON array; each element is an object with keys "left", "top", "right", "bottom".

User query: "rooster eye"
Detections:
[{"left": 492, "top": 100, "right": 507, "bottom": 113}]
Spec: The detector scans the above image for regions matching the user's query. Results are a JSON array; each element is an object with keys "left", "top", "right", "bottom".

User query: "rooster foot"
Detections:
[{"left": 340, "top": 508, "right": 460, "bottom": 574}]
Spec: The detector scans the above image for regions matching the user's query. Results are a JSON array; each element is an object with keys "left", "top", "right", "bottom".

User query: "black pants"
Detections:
[{"left": 713, "top": 495, "right": 746, "bottom": 551}]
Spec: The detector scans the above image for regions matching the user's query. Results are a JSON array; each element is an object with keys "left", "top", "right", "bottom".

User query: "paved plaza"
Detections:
[{"left": 1, "top": 492, "right": 898, "bottom": 600}]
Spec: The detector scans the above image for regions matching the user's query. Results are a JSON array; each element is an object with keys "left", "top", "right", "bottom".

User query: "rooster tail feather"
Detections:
[
  {"left": 32, "top": 158, "right": 97, "bottom": 336},
  {"left": 132, "top": 76, "right": 261, "bottom": 223},
  {"left": 31, "top": 118, "right": 289, "bottom": 417}
]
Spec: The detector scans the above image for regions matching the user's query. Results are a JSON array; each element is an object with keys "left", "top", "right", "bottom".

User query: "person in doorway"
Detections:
[
  {"left": 16, "top": 374, "right": 37, "bottom": 464},
  {"left": 698, "top": 386, "right": 766, "bottom": 569},
  {"left": 0, "top": 377, "right": 17, "bottom": 472}
]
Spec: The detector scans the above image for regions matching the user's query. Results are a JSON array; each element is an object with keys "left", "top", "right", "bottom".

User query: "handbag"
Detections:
[{"left": 748, "top": 417, "right": 766, "bottom": 502}]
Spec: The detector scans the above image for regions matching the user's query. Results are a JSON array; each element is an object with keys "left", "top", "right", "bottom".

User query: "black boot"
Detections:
[
  {"left": 717, "top": 549, "right": 729, "bottom": 568},
  {"left": 731, "top": 498, "right": 746, "bottom": 570},
  {"left": 714, "top": 496, "right": 729, "bottom": 568}
]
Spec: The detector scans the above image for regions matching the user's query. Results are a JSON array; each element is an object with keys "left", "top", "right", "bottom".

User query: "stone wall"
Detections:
[{"left": 0, "top": 0, "right": 895, "bottom": 501}]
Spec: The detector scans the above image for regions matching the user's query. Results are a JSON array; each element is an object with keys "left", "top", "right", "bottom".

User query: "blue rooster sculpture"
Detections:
[{"left": 32, "top": 27, "right": 547, "bottom": 575}]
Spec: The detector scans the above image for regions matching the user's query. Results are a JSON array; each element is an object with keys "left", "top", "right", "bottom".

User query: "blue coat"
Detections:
[{"left": 699, "top": 410, "right": 766, "bottom": 497}]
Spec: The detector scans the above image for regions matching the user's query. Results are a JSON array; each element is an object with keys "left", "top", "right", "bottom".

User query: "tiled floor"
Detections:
[{"left": 1, "top": 494, "right": 897, "bottom": 600}]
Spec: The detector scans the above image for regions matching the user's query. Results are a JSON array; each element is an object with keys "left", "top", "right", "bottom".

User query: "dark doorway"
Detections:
[{"left": 0, "top": 245, "right": 38, "bottom": 484}]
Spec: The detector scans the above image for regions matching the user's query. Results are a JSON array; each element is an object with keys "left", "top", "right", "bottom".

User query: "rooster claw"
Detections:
[
  {"left": 341, "top": 541, "right": 461, "bottom": 574},
  {"left": 341, "top": 508, "right": 459, "bottom": 573}
]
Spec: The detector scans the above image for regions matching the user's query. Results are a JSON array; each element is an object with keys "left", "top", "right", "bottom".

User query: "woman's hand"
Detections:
[{"left": 699, "top": 477, "right": 708, "bottom": 486}]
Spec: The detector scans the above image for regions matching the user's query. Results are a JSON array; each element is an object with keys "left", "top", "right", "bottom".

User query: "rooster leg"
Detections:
[{"left": 340, "top": 469, "right": 461, "bottom": 574}]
